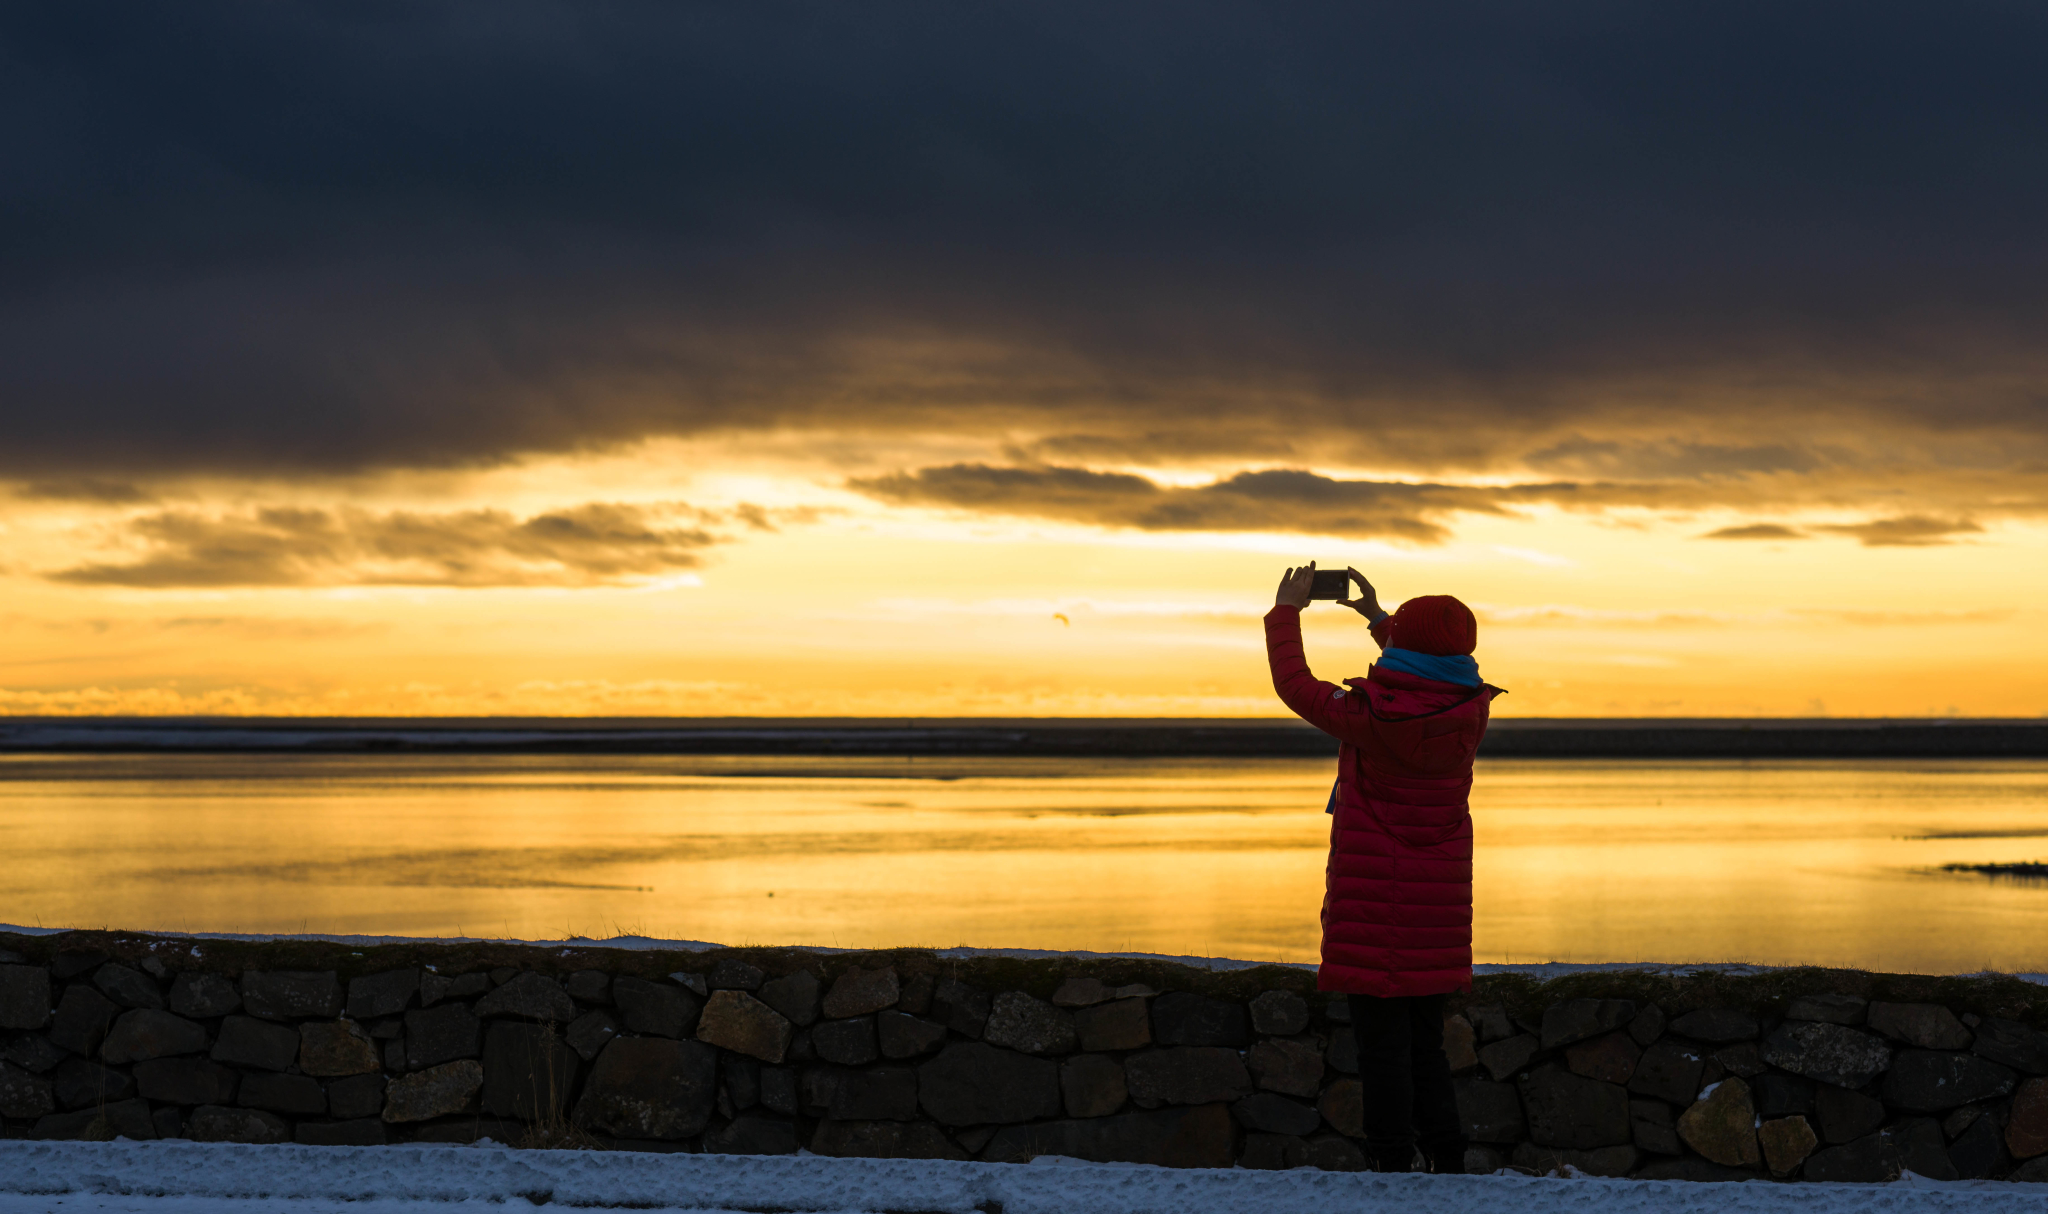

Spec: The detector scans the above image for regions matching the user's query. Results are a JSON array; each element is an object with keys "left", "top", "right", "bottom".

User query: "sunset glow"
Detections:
[
  {"left": 6, "top": 438, "right": 2044, "bottom": 717},
  {"left": 5, "top": 5, "right": 2046, "bottom": 720}
]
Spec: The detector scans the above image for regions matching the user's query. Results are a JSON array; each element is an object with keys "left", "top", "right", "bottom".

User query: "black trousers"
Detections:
[{"left": 1347, "top": 993, "right": 1465, "bottom": 1163}]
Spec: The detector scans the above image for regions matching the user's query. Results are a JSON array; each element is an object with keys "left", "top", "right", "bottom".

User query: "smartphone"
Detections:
[{"left": 1309, "top": 569, "right": 1350, "bottom": 600}]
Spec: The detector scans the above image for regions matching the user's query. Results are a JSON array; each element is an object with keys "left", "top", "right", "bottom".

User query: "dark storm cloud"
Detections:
[
  {"left": 1811, "top": 516, "right": 1984, "bottom": 547},
  {"left": 1702, "top": 523, "right": 1807, "bottom": 541},
  {"left": 1701, "top": 517, "right": 1985, "bottom": 545},
  {"left": 849, "top": 462, "right": 1726, "bottom": 541},
  {"left": 4, "top": 2, "right": 2048, "bottom": 486},
  {"left": 13, "top": 479, "right": 156, "bottom": 504},
  {"left": 50, "top": 503, "right": 720, "bottom": 587},
  {"left": 1523, "top": 440, "right": 1827, "bottom": 481}
]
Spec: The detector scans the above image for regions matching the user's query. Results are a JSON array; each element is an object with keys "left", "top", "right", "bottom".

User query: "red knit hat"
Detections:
[{"left": 1388, "top": 595, "right": 1477, "bottom": 656}]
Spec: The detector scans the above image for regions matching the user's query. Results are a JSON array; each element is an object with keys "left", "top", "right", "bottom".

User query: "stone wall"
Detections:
[{"left": 3, "top": 932, "right": 2046, "bottom": 1183}]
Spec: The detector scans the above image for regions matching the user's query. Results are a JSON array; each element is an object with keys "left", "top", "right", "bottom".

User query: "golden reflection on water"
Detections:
[{"left": 1, "top": 754, "right": 2043, "bottom": 974}]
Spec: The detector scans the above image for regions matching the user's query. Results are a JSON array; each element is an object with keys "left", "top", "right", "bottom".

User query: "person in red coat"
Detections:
[{"left": 1267, "top": 561, "right": 1501, "bottom": 1174}]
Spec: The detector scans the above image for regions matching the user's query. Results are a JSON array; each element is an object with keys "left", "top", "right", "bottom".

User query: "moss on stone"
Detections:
[
  {"left": 6, "top": 929, "right": 2043, "bottom": 1030},
  {"left": 1473, "top": 966, "right": 2048, "bottom": 1029}
]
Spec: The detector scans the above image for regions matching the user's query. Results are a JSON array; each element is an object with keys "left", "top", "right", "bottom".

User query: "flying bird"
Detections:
[{"left": 1053, "top": 613, "right": 1070, "bottom": 627}]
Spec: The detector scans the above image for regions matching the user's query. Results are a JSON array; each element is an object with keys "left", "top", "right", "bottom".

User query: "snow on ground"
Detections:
[
  {"left": 6, "top": 922, "right": 2045, "bottom": 985},
  {"left": 0, "top": 1142, "right": 2045, "bottom": 1214}
]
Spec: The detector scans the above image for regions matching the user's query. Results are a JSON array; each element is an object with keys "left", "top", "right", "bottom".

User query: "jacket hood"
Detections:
[{"left": 1345, "top": 668, "right": 1499, "bottom": 840}]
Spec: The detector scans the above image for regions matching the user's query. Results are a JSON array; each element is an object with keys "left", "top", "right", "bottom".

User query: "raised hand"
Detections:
[
  {"left": 1274, "top": 562, "right": 1317, "bottom": 609},
  {"left": 1337, "top": 567, "right": 1383, "bottom": 619}
]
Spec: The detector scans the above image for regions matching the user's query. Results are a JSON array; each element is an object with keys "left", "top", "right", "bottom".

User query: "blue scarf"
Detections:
[{"left": 1374, "top": 647, "right": 1481, "bottom": 687}]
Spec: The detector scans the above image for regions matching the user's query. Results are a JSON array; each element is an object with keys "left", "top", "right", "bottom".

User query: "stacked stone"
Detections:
[
  {"left": 5, "top": 943, "right": 2048, "bottom": 1181},
  {"left": 0, "top": 947, "right": 395, "bottom": 1144},
  {"left": 1454, "top": 993, "right": 2048, "bottom": 1181},
  {"left": 682, "top": 964, "right": 1361, "bottom": 1168}
]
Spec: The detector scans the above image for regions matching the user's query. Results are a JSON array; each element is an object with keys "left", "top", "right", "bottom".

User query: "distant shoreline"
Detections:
[{"left": 3, "top": 715, "right": 2046, "bottom": 758}]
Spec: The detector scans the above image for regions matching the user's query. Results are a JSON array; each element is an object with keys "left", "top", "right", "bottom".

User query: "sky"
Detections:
[{"left": 3, "top": 2, "right": 2047, "bottom": 718}]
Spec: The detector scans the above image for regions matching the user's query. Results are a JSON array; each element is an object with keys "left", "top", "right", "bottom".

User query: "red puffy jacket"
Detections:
[{"left": 1264, "top": 605, "right": 1500, "bottom": 997}]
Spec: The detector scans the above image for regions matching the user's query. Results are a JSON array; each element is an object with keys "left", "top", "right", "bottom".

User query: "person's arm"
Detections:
[
  {"left": 1265, "top": 563, "right": 1366, "bottom": 740},
  {"left": 1338, "top": 567, "right": 1394, "bottom": 650}
]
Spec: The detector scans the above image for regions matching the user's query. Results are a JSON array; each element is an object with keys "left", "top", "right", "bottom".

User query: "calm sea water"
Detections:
[{"left": 1, "top": 754, "right": 2044, "bottom": 974}]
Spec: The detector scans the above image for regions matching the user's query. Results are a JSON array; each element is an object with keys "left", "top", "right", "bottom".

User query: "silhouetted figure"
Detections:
[{"left": 1266, "top": 563, "right": 1501, "bottom": 1174}]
